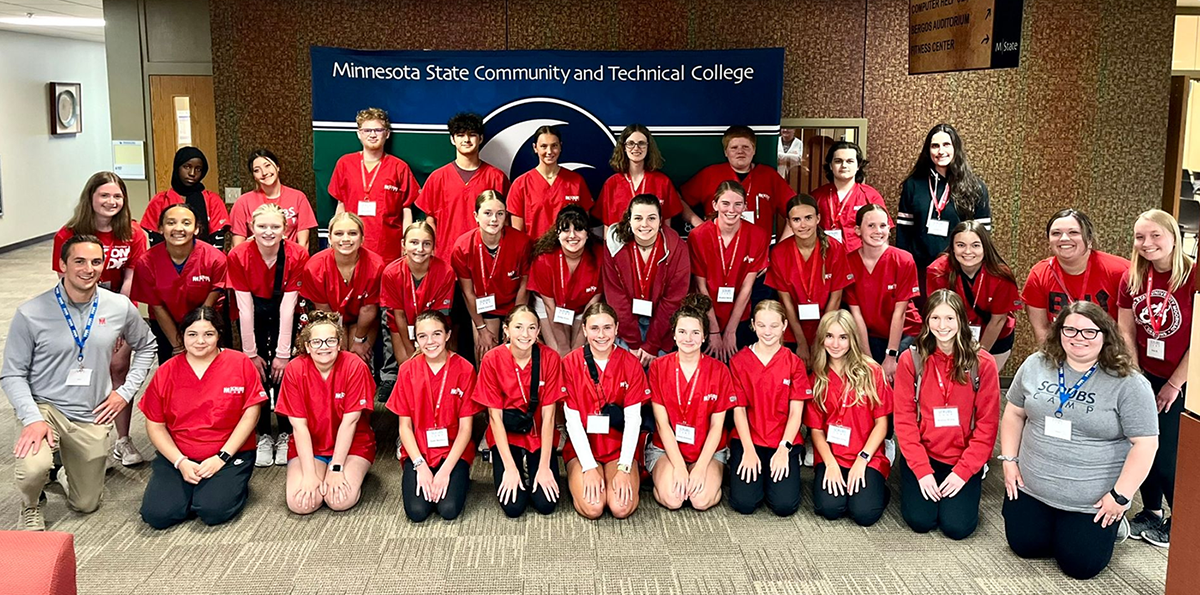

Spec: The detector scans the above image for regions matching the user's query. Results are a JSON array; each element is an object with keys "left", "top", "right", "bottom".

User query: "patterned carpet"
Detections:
[{"left": 0, "top": 242, "right": 1168, "bottom": 594}]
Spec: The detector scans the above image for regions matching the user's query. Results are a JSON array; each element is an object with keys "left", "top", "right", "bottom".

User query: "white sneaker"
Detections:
[
  {"left": 396, "top": 436, "right": 403, "bottom": 461},
  {"left": 255, "top": 434, "right": 274, "bottom": 467},
  {"left": 802, "top": 446, "right": 814, "bottom": 467},
  {"left": 883, "top": 438, "right": 897, "bottom": 466},
  {"left": 274, "top": 433, "right": 290, "bottom": 466},
  {"left": 112, "top": 436, "right": 145, "bottom": 466},
  {"left": 55, "top": 467, "right": 69, "bottom": 496},
  {"left": 21, "top": 504, "right": 45, "bottom": 531}
]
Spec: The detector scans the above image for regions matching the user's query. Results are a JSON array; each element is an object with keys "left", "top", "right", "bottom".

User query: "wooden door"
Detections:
[{"left": 148, "top": 75, "right": 219, "bottom": 195}]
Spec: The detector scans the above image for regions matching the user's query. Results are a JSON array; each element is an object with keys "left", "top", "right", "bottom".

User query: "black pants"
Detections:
[
  {"left": 728, "top": 442, "right": 802, "bottom": 516},
  {"left": 900, "top": 457, "right": 983, "bottom": 540},
  {"left": 1141, "top": 373, "right": 1182, "bottom": 512},
  {"left": 812, "top": 463, "right": 889, "bottom": 526},
  {"left": 251, "top": 304, "right": 292, "bottom": 436},
  {"left": 867, "top": 335, "right": 916, "bottom": 365},
  {"left": 140, "top": 451, "right": 254, "bottom": 529},
  {"left": 1002, "top": 492, "right": 1117, "bottom": 580},
  {"left": 401, "top": 458, "right": 471, "bottom": 522},
  {"left": 490, "top": 445, "right": 560, "bottom": 518}
]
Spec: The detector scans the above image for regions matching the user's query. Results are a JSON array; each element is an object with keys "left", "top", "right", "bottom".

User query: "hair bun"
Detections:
[{"left": 680, "top": 293, "right": 712, "bottom": 316}]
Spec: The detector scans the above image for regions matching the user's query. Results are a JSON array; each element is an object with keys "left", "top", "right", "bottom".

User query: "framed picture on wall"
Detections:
[
  {"left": 49, "top": 82, "right": 82, "bottom": 135},
  {"left": 778, "top": 118, "right": 868, "bottom": 196}
]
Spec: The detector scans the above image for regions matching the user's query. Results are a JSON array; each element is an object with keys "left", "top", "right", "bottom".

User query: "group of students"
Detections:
[{"left": 0, "top": 110, "right": 1184, "bottom": 582}]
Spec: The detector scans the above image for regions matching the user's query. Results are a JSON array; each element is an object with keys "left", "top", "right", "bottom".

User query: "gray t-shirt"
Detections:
[{"left": 1007, "top": 352, "right": 1158, "bottom": 513}]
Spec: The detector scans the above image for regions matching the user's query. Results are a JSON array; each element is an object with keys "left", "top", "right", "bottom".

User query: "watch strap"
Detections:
[
  {"left": 217, "top": 450, "right": 231, "bottom": 463},
  {"left": 330, "top": 463, "right": 343, "bottom": 473},
  {"left": 1109, "top": 488, "right": 1130, "bottom": 506}
]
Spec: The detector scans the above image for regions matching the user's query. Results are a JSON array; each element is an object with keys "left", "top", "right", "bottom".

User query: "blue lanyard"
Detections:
[
  {"left": 54, "top": 284, "right": 98, "bottom": 366},
  {"left": 1056, "top": 363, "right": 1098, "bottom": 418}
]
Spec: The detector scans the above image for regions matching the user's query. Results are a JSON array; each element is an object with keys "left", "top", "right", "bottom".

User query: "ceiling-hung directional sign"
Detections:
[{"left": 908, "top": 0, "right": 1023, "bottom": 75}]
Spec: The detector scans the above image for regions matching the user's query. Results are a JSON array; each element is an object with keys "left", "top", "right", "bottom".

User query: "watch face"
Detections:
[{"left": 57, "top": 89, "right": 78, "bottom": 128}]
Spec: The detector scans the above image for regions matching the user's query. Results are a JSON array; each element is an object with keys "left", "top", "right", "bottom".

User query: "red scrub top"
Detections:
[
  {"left": 681, "top": 163, "right": 792, "bottom": 238},
  {"left": 810, "top": 183, "right": 889, "bottom": 253},
  {"left": 140, "top": 189, "right": 231, "bottom": 238},
  {"left": 803, "top": 365, "right": 893, "bottom": 477},
  {"left": 1021, "top": 250, "right": 1129, "bottom": 322},
  {"left": 527, "top": 246, "right": 602, "bottom": 314},
  {"left": 300, "top": 247, "right": 384, "bottom": 321},
  {"left": 473, "top": 344, "right": 568, "bottom": 453},
  {"left": 275, "top": 352, "right": 377, "bottom": 462},
  {"left": 508, "top": 167, "right": 595, "bottom": 240},
  {"left": 845, "top": 246, "right": 923, "bottom": 338},
  {"left": 415, "top": 161, "right": 509, "bottom": 259},
  {"left": 766, "top": 237, "right": 854, "bottom": 344},
  {"left": 230, "top": 186, "right": 317, "bottom": 243},
  {"left": 53, "top": 226, "right": 148, "bottom": 292},
  {"left": 648, "top": 353, "right": 738, "bottom": 464},
  {"left": 687, "top": 220, "right": 769, "bottom": 326},
  {"left": 131, "top": 241, "right": 227, "bottom": 322},
  {"left": 139, "top": 349, "right": 267, "bottom": 460},
  {"left": 595, "top": 171, "right": 683, "bottom": 226},
  {"left": 729, "top": 347, "right": 813, "bottom": 448},
  {"left": 328, "top": 153, "right": 421, "bottom": 263},
  {"left": 1117, "top": 264, "right": 1197, "bottom": 378},
  {"left": 380, "top": 256, "right": 456, "bottom": 326},
  {"left": 561, "top": 346, "right": 652, "bottom": 464},
  {"left": 226, "top": 239, "right": 308, "bottom": 298},
  {"left": 926, "top": 255, "right": 1022, "bottom": 342},
  {"left": 449, "top": 228, "right": 531, "bottom": 316},
  {"left": 387, "top": 353, "right": 481, "bottom": 467}
]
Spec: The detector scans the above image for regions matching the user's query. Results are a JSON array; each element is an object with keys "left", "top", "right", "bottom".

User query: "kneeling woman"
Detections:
[
  {"left": 894, "top": 290, "right": 1000, "bottom": 540},
  {"left": 276, "top": 312, "right": 377, "bottom": 514},
  {"left": 805, "top": 310, "right": 893, "bottom": 526},
  {"left": 474, "top": 306, "right": 568, "bottom": 517},
  {"left": 562, "top": 303, "right": 651, "bottom": 519},
  {"left": 139, "top": 307, "right": 264, "bottom": 529},
  {"left": 647, "top": 294, "right": 738, "bottom": 511},
  {"left": 388, "top": 312, "right": 480, "bottom": 522}
]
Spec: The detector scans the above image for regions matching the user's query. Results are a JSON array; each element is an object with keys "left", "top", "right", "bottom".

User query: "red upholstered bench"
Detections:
[{"left": 0, "top": 531, "right": 77, "bottom": 595}]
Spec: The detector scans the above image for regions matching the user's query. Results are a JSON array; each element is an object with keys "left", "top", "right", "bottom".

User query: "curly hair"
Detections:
[
  {"left": 670, "top": 293, "right": 712, "bottom": 338},
  {"left": 296, "top": 311, "right": 345, "bottom": 356},
  {"left": 532, "top": 204, "right": 596, "bottom": 256},
  {"left": 356, "top": 107, "right": 390, "bottom": 128},
  {"left": 1039, "top": 301, "right": 1138, "bottom": 377}
]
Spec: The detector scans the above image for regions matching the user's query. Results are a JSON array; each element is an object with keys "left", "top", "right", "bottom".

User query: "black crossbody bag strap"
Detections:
[
  {"left": 529, "top": 345, "right": 541, "bottom": 413},
  {"left": 910, "top": 345, "right": 924, "bottom": 424},
  {"left": 959, "top": 272, "right": 991, "bottom": 325},
  {"left": 272, "top": 244, "right": 286, "bottom": 302}
]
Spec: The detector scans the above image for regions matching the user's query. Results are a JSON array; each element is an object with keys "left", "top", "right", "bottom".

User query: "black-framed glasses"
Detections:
[
  {"left": 624, "top": 141, "right": 648, "bottom": 149},
  {"left": 1061, "top": 326, "right": 1101, "bottom": 340},
  {"left": 307, "top": 337, "right": 340, "bottom": 349}
]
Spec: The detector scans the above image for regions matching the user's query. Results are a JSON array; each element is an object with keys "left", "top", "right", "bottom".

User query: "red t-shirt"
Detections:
[
  {"left": 275, "top": 352, "right": 377, "bottom": 462},
  {"left": 139, "top": 350, "right": 267, "bottom": 460},
  {"left": 53, "top": 226, "right": 148, "bottom": 292},
  {"left": 810, "top": 183, "right": 889, "bottom": 253},
  {"left": 595, "top": 171, "right": 683, "bottom": 226},
  {"left": 386, "top": 353, "right": 481, "bottom": 467},
  {"left": 415, "top": 161, "right": 509, "bottom": 259},
  {"left": 328, "top": 153, "right": 421, "bottom": 263},
  {"left": 766, "top": 238, "right": 855, "bottom": 344},
  {"left": 729, "top": 347, "right": 813, "bottom": 448},
  {"left": 473, "top": 344, "right": 568, "bottom": 453},
  {"left": 1117, "top": 264, "right": 1197, "bottom": 378},
  {"left": 225, "top": 239, "right": 308, "bottom": 298},
  {"left": 688, "top": 220, "right": 769, "bottom": 326},
  {"left": 527, "top": 246, "right": 602, "bottom": 314},
  {"left": 681, "top": 163, "right": 792, "bottom": 238},
  {"left": 380, "top": 256, "right": 456, "bottom": 330},
  {"left": 926, "top": 255, "right": 1022, "bottom": 341},
  {"left": 845, "top": 247, "right": 923, "bottom": 338},
  {"left": 449, "top": 228, "right": 531, "bottom": 316},
  {"left": 300, "top": 247, "right": 384, "bottom": 321},
  {"left": 1021, "top": 251, "right": 1130, "bottom": 322},
  {"left": 131, "top": 241, "right": 226, "bottom": 323},
  {"left": 648, "top": 353, "right": 739, "bottom": 463},
  {"left": 561, "top": 346, "right": 652, "bottom": 464},
  {"left": 139, "top": 189, "right": 231, "bottom": 238},
  {"left": 229, "top": 186, "right": 318, "bottom": 243},
  {"left": 508, "top": 168, "right": 595, "bottom": 240},
  {"left": 803, "top": 365, "right": 893, "bottom": 477}
]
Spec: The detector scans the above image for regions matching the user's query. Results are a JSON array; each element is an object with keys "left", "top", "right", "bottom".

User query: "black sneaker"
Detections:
[
  {"left": 1142, "top": 517, "right": 1171, "bottom": 548},
  {"left": 1128, "top": 509, "right": 1165, "bottom": 540},
  {"left": 376, "top": 380, "right": 395, "bottom": 403}
]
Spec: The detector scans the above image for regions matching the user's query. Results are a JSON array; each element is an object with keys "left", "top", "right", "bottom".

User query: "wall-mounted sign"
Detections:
[{"left": 909, "top": 0, "right": 1023, "bottom": 75}]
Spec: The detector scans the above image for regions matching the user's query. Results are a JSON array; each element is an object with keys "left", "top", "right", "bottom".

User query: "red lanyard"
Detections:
[
  {"left": 931, "top": 356, "right": 954, "bottom": 406},
  {"left": 830, "top": 372, "right": 853, "bottom": 425},
  {"left": 632, "top": 237, "right": 661, "bottom": 300},
  {"left": 476, "top": 233, "right": 503, "bottom": 296},
  {"left": 361, "top": 155, "right": 383, "bottom": 199},
  {"left": 404, "top": 262, "right": 421, "bottom": 315},
  {"left": 834, "top": 184, "right": 856, "bottom": 224},
  {"left": 796, "top": 242, "right": 824, "bottom": 303},
  {"left": 675, "top": 362, "right": 701, "bottom": 418},
  {"left": 927, "top": 175, "right": 950, "bottom": 219},
  {"left": 428, "top": 360, "right": 451, "bottom": 428},
  {"left": 337, "top": 259, "right": 358, "bottom": 312},
  {"left": 1144, "top": 271, "right": 1168, "bottom": 337},
  {"left": 514, "top": 362, "right": 529, "bottom": 405},
  {"left": 1050, "top": 254, "right": 1093, "bottom": 304},
  {"left": 717, "top": 226, "right": 742, "bottom": 282},
  {"left": 625, "top": 173, "right": 645, "bottom": 196},
  {"left": 558, "top": 252, "right": 573, "bottom": 304}
]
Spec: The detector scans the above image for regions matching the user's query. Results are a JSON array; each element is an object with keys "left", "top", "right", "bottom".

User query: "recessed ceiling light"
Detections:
[{"left": 0, "top": 15, "right": 105, "bottom": 28}]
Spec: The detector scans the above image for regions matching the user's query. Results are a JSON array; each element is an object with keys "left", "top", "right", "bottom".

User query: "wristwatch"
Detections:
[
  {"left": 885, "top": 348, "right": 901, "bottom": 358},
  {"left": 412, "top": 456, "right": 427, "bottom": 468},
  {"left": 217, "top": 450, "right": 231, "bottom": 463},
  {"left": 779, "top": 441, "right": 793, "bottom": 452},
  {"left": 858, "top": 451, "right": 871, "bottom": 461},
  {"left": 997, "top": 455, "right": 1019, "bottom": 463},
  {"left": 617, "top": 463, "right": 631, "bottom": 474},
  {"left": 1109, "top": 488, "right": 1130, "bottom": 507},
  {"left": 330, "top": 463, "right": 343, "bottom": 473},
  {"left": 353, "top": 335, "right": 367, "bottom": 344}
]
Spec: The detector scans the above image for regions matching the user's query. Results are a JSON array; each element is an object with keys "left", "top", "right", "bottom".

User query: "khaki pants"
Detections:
[{"left": 14, "top": 403, "right": 110, "bottom": 512}]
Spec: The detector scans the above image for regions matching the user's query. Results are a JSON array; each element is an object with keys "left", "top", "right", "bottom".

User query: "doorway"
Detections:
[{"left": 148, "top": 75, "right": 219, "bottom": 195}]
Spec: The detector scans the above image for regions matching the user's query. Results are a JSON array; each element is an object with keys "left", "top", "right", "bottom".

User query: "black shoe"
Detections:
[
  {"left": 1128, "top": 509, "right": 1165, "bottom": 540},
  {"left": 376, "top": 380, "right": 395, "bottom": 403},
  {"left": 1142, "top": 517, "right": 1171, "bottom": 548}
]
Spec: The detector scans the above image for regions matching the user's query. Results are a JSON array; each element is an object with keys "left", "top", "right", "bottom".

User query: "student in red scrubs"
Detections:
[
  {"left": 416, "top": 112, "right": 509, "bottom": 259},
  {"left": 132, "top": 203, "right": 227, "bottom": 365},
  {"left": 139, "top": 306, "right": 265, "bottom": 529},
  {"left": 381, "top": 221, "right": 455, "bottom": 362},
  {"left": 474, "top": 306, "right": 568, "bottom": 518},
  {"left": 328, "top": 107, "right": 421, "bottom": 264},
  {"left": 595, "top": 124, "right": 684, "bottom": 232},
  {"left": 601, "top": 195, "right": 691, "bottom": 366},
  {"left": 226, "top": 203, "right": 309, "bottom": 467},
  {"left": 647, "top": 294, "right": 738, "bottom": 511},
  {"left": 805, "top": 310, "right": 893, "bottom": 526},
  {"left": 451, "top": 190, "right": 532, "bottom": 363},
  {"left": 55, "top": 171, "right": 149, "bottom": 466},
  {"left": 529, "top": 205, "right": 602, "bottom": 356},
  {"left": 767, "top": 194, "right": 854, "bottom": 364},
  {"left": 301, "top": 212, "right": 383, "bottom": 363},
  {"left": 231, "top": 148, "right": 317, "bottom": 248},
  {"left": 140, "top": 146, "right": 230, "bottom": 247},
  {"left": 894, "top": 290, "right": 1000, "bottom": 539},
  {"left": 846, "top": 204, "right": 922, "bottom": 382},
  {"left": 926, "top": 221, "right": 1022, "bottom": 371},
  {"left": 562, "top": 302, "right": 651, "bottom": 519},
  {"left": 728, "top": 300, "right": 812, "bottom": 516},
  {"left": 508, "top": 125, "right": 595, "bottom": 240},
  {"left": 276, "top": 312, "right": 376, "bottom": 514},
  {"left": 388, "top": 311, "right": 479, "bottom": 522},
  {"left": 1022, "top": 208, "right": 1130, "bottom": 344},
  {"left": 810, "top": 141, "right": 888, "bottom": 251},
  {"left": 681, "top": 125, "right": 794, "bottom": 238},
  {"left": 688, "top": 181, "right": 770, "bottom": 360}
]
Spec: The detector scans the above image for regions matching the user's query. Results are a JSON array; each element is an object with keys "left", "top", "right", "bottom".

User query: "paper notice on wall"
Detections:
[
  {"left": 112, "top": 140, "right": 145, "bottom": 180},
  {"left": 174, "top": 96, "right": 192, "bottom": 147}
]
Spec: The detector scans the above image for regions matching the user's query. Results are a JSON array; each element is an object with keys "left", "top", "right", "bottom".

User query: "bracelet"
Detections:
[
  {"left": 476, "top": 323, "right": 487, "bottom": 330},
  {"left": 997, "top": 455, "right": 1019, "bottom": 463},
  {"left": 172, "top": 454, "right": 188, "bottom": 469},
  {"left": 353, "top": 335, "right": 368, "bottom": 344},
  {"left": 1167, "top": 380, "right": 1183, "bottom": 392}
]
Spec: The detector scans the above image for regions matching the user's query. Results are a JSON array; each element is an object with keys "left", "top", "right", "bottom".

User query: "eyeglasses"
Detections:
[
  {"left": 624, "top": 141, "right": 648, "bottom": 149},
  {"left": 307, "top": 337, "right": 340, "bottom": 349},
  {"left": 1060, "top": 326, "right": 1101, "bottom": 340},
  {"left": 358, "top": 128, "right": 387, "bottom": 136}
]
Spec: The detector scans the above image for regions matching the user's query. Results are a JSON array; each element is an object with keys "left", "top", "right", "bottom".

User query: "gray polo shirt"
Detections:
[{"left": 1, "top": 283, "right": 156, "bottom": 426}]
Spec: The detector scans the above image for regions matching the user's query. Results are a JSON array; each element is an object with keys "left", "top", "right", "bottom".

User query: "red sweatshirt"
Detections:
[{"left": 601, "top": 228, "right": 690, "bottom": 355}]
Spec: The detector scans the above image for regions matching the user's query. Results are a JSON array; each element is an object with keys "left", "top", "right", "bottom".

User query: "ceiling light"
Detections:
[{"left": 0, "top": 15, "right": 105, "bottom": 28}]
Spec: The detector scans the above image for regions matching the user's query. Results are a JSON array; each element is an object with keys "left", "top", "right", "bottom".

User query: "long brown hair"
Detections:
[
  {"left": 66, "top": 172, "right": 133, "bottom": 241},
  {"left": 1039, "top": 301, "right": 1137, "bottom": 377},
  {"left": 915, "top": 290, "right": 979, "bottom": 384},
  {"left": 905, "top": 123, "right": 985, "bottom": 219},
  {"left": 942, "top": 220, "right": 1017, "bottom": 288},
  {"left": 609, "top": 123, "right": 665, "bottom": 172},
  {"left": 811, "top": 310, "right": 880, "bottom": 412}
]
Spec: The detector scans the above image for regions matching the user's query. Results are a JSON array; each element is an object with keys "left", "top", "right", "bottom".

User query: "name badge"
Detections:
[
  {"left": 826, "top": 424, "right": 851, "bottom": 447},
  {"left": 357, "top": 200, "right": 377, "bottom": 217},
  {"left": 826, "top": 229, "right": 844, "bottom": 243},
  {"left": 741, "top": 211, "right": 756, "bottom": 224},
  {"left": 798, "top": 303, "right": 821, "bottom": 320},
  {"left": 933, "top": 407, "right": 960, "bottom": 428},
  {"left": 1044, "top": 416, "right": 1072, "bottom": 441},
  {"left": 476, "top": 295, "right": 496, "bottom": 314},
  {"left": 970, "top": 325, "right": 982, "bottom": 342},
  {"left": 587, "top": 414, "right": 610, "bottom": 434},
  {"left": 1147, "top": 338, "right": 1166, "bottom": 360},
  {"left": 632, "top": 298, "right": 653, "bottom": 317},
  {"left": 717, "top": 287, "right": 735, "bottom": 303},
  {"left": 66, "top": 367, "right": 93, "bottom": 386},
  {"left": 927, "top": 218, "right": 950, "bottom": 237},
  {"left": 408, "top": 325, "right": 416, "bottom": 341},
  {"left": 553, "top": 306, "right": 576, "bottom": 325},
  {"left": 426, "top": 428, "right": 450, "bottom": 448},
  {"left": 675, "top": 424, "right": 696, "bottom": 445}
]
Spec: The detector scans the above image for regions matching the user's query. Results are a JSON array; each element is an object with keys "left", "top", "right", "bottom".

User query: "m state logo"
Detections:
[
  {"left": 192, "top": 275, "right": 212, "bottom": 283},
  {"left": 1131, "top": 289, "right": 1182, "bottom": 338},
  {"left": 335, "top": 392, "right": 346, "bottom": 399}
]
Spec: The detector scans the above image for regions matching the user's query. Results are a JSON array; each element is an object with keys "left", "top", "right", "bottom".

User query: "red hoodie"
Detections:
[{"left": 601, "top": 227, "right": 690, "bottom": 355}]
